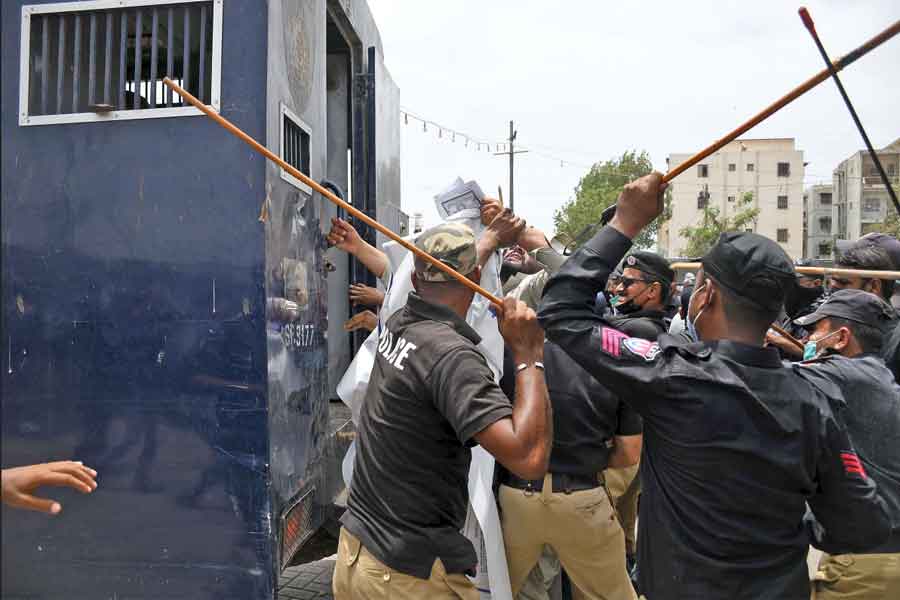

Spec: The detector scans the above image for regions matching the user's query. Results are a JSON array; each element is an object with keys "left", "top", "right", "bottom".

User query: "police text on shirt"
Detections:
[{"left": 377, "top": 329, "right": 417, "bottom": 371}]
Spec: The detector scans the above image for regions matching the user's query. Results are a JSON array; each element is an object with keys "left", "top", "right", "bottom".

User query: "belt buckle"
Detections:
[{"left": 523, "top": 481, "right": 534, "bottom": 497}]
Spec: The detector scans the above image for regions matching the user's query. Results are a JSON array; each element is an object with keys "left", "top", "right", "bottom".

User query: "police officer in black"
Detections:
[
  {"left": 791, "top": 289, "right": 900, "bottom": 598},
  {"left": 498, "top": 334, "right": 642, "bottom": 598},
  {"left": 610, "top": 251, "right": 673, "bottom": 338},
  {"left": 538, "top": 172, "right": 890, "bottom": 600}
]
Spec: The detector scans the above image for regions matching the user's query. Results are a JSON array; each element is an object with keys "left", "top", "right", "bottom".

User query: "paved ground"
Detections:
[{"left": 278, "top": 556, "right": 336, "bottom": 600}]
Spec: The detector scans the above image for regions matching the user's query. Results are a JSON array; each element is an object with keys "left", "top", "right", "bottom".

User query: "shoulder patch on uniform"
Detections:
[
  {"left": 600, "top": 327, "right": 629, "bottom": 357},
  {"left": 840, "top": 451, "right": 867, "bottom": 478},
  {"left": 623, "top": 337, "right": 661, "bottom": 361}
]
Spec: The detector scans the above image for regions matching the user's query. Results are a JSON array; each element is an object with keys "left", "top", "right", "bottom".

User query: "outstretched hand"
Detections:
[
  {"left": 486, "top": 208, "right": 526, "bottom": 249},
  {"left": 2, "top": 461, "right": 98, "bottom": 515},
  {"left": 344, "top": 310, "right": 378, "bottom": 332},
  {"left": 327, "top": 217, "right": 363, "bottom": 254},
  {"left": 349, "top": 284, "right": 385, "bottom": 308},
  {"left": 481, "top": 198, "right": 503, "bottom": 226}
]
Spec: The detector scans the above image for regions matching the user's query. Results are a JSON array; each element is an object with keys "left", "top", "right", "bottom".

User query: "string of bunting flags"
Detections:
[{"left": 399, "top": 107, "right": 847, "bottom": 188}]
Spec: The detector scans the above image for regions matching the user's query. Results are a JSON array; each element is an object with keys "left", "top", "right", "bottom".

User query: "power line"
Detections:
[{"left": 399, "top": 107, "right": 898, "bottom": 187}]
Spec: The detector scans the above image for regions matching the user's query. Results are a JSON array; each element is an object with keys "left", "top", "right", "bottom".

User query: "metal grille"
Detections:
[
  {"left": 26, "top": 1, "right": 213, "bottom": 116},
  {"left": 280, "top": 488, "right": 316, "bottom": 570},
  {"left": 283, "top": 116, "right": 311, "bottom": 177}
]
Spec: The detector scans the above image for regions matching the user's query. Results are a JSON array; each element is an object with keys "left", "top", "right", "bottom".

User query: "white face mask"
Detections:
[{"left": 685, "top": 283, "right": 708, "bottom": 342}]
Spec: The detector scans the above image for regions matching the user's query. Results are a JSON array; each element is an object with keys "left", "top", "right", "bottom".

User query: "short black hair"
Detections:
[
  {"left": 827, "top": 316, "right": 885, "bottom": 354},
  {"left": 711, "top": 274, "right": 782, "bottom": 333},
  {"left": 837, "top": 245, "right": 896, "bottom": 300},
  {"left": 640, "top": 272, "right": 672, "bottom": 303}
]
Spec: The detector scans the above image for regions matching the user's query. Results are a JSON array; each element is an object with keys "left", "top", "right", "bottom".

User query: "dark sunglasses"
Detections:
[{"left": 618, "top": 277, "right": 651, "bottom": 289}]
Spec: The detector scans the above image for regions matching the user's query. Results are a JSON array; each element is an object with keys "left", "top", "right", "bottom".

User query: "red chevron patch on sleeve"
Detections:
[
  {"left": 601, "top": 327, "right": 628, "bottom": 357},
  {"left": 840, "top": 452, "right": 867, "bottom": 478}
]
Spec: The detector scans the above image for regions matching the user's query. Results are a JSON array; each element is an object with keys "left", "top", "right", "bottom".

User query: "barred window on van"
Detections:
[
  {"left": 280, "top": 103, "right": 313, "bottom": 194},
  {"left": 19, "top": 0, "right": 221, "bottom": 126}
]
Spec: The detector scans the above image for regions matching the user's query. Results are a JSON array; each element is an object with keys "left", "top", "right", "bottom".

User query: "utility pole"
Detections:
[{"left": 493, "top": 120, "right": 528, "bottom": 213}]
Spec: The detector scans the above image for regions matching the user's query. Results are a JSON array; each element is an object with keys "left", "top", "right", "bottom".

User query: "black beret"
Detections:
[
  {"left": 623, "top": 251, "right": 674, "bottom": 285},
  {"left": 700, "top": 232, "right": 795, "bottom": 312}
]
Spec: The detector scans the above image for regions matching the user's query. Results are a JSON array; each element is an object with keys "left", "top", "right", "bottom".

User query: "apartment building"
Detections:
[
  {"left": 832, "top": 138, "right": 900, "bottom": 240},
  {"left": 804, "top": 184, "right": 835, "bottom": 259},
  {"left": 660, "top": 138, "right": 805, "bottom": 259}
]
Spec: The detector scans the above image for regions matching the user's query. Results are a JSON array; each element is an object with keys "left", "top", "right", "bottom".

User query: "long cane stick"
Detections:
[
  {"left": 663, "top": 18, "right": 900, "bottom": 183},
  {"left": 162, "top": 78, "right": 503, "bottom": 308},
  {"left": 670, "top": 262, "right": 900, "bottom": 280},
  {"left": 770, "top": 323, "right": 805, "bottom": 352},
  {"left": 798, "top": 7, "right": 900, "bottom": 217}
]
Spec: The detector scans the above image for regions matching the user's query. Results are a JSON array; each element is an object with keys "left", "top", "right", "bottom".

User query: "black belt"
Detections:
[{"left": 503, "top": 471, "right": 602, "bottom": 494}]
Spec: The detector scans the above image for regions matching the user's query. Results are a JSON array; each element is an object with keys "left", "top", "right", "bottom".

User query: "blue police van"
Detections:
[{"left": 1, "top": 1, "right": 404, "bottom": 597}]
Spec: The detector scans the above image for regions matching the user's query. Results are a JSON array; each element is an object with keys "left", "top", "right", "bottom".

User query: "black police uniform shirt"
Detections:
[
  {"left": 500, "top": 341, "right": 642, "bottom": 478},
  {"left": 609, "top": 307, "right": 668, "bottom": 340},
  {"left": 797, "top": 353, "right": 900, "bottom": 553},
  {"left": 537, "top": 225, "right": 890, "bottom": 600},
  {"left": 883, "top": 320, "right": 900, "bottom": 382},
  {"left": 341, "top": 293, "right": 512, "bottom": 579}
]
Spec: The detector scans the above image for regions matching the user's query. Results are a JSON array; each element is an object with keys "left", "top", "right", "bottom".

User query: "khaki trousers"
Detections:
[
  {"left": 604, "top": 464, "right": 640, "bottom": 556},
  {"left": 814, "top": 552, "right": 900, "bottom": 600},
  {"left": 332, "top": 528, "right": 478, "bottom": 600},
  {"left": 500, "top": 473, "right": 637, "bottom": 600}
]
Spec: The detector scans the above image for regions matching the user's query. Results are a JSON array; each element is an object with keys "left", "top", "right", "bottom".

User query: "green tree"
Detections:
[
  {"left": 679, "top": 191, "right": 760, "bottom": 257},
  {"left": 553, "top": 150, "right": 670, "bottom": 250},
  {"left": 866, "top": 208, "right": 900, "bottom": 238},
  {"left": 862, "top": 181, "right": 899, "bottom": 236}
]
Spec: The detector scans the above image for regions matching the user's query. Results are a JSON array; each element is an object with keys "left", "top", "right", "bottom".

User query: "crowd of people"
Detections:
[
  {"left": 327, "top": 172, "right": 900, "bottom": 600},
  {"left": 4, "top": 173, "right": 898, "bottom": 600}
]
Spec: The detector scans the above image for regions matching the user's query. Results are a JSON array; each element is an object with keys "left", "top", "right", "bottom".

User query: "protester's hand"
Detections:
[
  {"left": 486, "top": 208, "right": 526, "bottom": 249},
  {"left": 269, "top": 298, "right": 301, "bottom": 322},
  {"left": 609, "top": 172, "right": 667, "bottom": 240},
  {"left": 327, "top": 217, "right": 363, "bottom": 254},
  {"left": 1, "top": 461, "right": 98, "bottom": 515},
  {"left": 344, "top": 310, "right": 378, "bottom": 332},
  {"left": 498, "top": 297, "right": 544, "bottom": 363},
  {"left": 517, "top": 226, "right": 551, "bottom": 252},
  {"left": 349, "top": 284, "right": 384, "bottom": 308},
  {"left": 765, "top": 329, "right": 804, "bottom": 359},
  {"left": 481, "top": 198, "right": 503, "bottom": 226}
]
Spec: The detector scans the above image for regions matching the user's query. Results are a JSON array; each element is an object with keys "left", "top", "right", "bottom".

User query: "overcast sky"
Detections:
[{"left": 368, "top": 0, "right": 899, "bottom": 235}]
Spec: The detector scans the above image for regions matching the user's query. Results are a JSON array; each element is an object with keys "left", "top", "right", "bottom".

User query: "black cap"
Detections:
[
  {"left": 794, "top": 289, "right": 896, "bottom": 330},
  {"left": 700, "top": 232, "right": 795, "bottom": 311},
  {"left": 835, "top": 233, "right": 900, "bottom": 269},
  {"left": 623, "top": 251, "right": 675, "bottom": 285}
]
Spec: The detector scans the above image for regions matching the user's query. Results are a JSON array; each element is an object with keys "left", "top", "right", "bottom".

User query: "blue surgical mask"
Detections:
[
  {"left": 609, "top": 295, "right": 621, "bottom": 308},
  {"left": 802, "top": 340, "right": 818, "bottom": 361},
  {"left": 685, "top": 283, "right": 707, "bottom": 342},
  {"left": 803, "top": 329, "right": 841, "bottom": 361}
]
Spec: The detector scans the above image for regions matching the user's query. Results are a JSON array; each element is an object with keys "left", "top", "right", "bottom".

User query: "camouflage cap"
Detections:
[{"left": 414, "top": 222, "right": 478, "bottom": 282}]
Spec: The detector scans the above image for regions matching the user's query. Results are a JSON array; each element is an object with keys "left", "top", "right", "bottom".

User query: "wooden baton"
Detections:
[
  {"left": 769, "top": 323, "right": 806, "bottom": 351},
  {"left": 663, "top": 18, "right": 900, "bottom": 183},
  {"left": 670, "top": 262, "right": 900, "bottom": 281},
  {"left": 162, "top": 78, "right": 503, "bottom": 308}
]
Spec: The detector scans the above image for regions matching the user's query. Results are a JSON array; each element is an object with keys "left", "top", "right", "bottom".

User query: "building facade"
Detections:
[
  {"left": 660, "top": 138, "right": 805, "bottom": 259},
  {"left": 804, "top": 184, "right": 835, "bottom": 259},
  {"left": 832, "top": 138, "right": 900, "bottom": 241}
]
